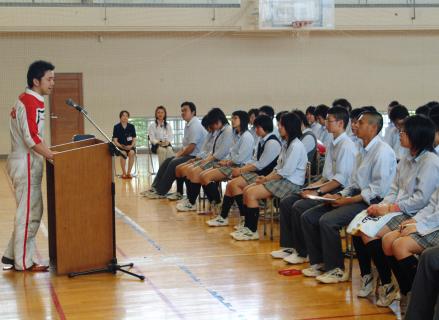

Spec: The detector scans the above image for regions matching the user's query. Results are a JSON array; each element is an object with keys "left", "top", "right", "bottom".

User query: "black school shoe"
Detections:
[{"left": 1, "top": 256, "right": 14, "bottom": 265}]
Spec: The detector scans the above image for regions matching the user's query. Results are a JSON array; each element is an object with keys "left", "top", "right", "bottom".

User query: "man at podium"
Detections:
[{"left": 2, "top": 60, "right": 55, "bottom": 272}]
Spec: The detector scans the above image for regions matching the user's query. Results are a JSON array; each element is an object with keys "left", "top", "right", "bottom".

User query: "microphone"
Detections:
[{"left": 65, "top": 98, "right": 88, "bottom": 114}]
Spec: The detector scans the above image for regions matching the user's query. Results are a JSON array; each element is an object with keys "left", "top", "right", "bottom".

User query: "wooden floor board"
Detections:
[{"left": 0, "top": 157, "right": 397, "bottom": 319}]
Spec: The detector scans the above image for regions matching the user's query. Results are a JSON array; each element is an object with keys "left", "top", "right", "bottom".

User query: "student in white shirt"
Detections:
[
  {"left": 248, "top": 108, "right": 259, "bottom": 142},
  {"left": 314, "top": 104, "right": 332, "bottom": 148},
  {"left": 386, "top": 104, "right": 410, "bottom": 161},
  {"left": 360, "top": 116, "right": 439, "bottom": 313},
  {"left": 382, "top": 100, "right": 400, "bottom": 142},
  {"left": 232, "top": 113, "right": 307, "bottom": 241},
  {"left": 271, "top": 107, "right": 357, "bottom": 263},
  {"left": 306, "top": 106, "right": 321, "bottom": 138},
  {"left": 148, "top": 106, "right": 174, "bottom": 166}
]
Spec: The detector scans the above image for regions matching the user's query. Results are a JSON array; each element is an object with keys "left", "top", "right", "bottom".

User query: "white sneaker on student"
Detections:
[
  {"left": 232, "top": 227, "right": 259, "bottom": 241},
  {"left": 316, "top": 268, "right": 349, "bottom": 284},
  {"left": 140, "top": 188, "right": 156, "bottom": 196},
  {"left": 357, "top": 273, "right": 375, "bottom": 298},
  {"left": 167, "top": 192, "right": 183, "bottom": 201},
  {"left": 271, "top": 248, "right": 296, "bottom": 259},
  {"left": 377, "top": 282, "right": 399, "bottom": 307},
  {"left": 176, "top": 201, "right": 197, "bottom": 212},
  {"left": 283, "top": 254, "right": 309, "bottom": 265},
  {"left": 144, "top": 192, "right": 165, "bottom": 199},
  {"left": 302, "top": 264, "right": 324, "bottom": 277},
  {"left": 206, "top": 215, "right": 229, "bottom": 227}
]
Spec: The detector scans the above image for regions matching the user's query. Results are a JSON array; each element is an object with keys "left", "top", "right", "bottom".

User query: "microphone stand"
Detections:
[{"left": 66, "top": 102, "right": 144, "bottom": 281}]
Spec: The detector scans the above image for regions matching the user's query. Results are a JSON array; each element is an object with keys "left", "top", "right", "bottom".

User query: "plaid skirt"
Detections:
[
  {"left": 386, "top": 214, "right": 412, "bottom": 230},
  {"left": 410, "top": 230, "right": 439, "bottom": 249},
  {"left": 218, "top": 164, "right": 240, "bottom": 178},
  {"left": 242, "top": 172, "right": 258, "bottom": 185},
  {"left": 193, "top": 159, "right": 216, "bottom": 170},
  {"left": 263, "top": 178, "right": 301, "bottom": 199}
]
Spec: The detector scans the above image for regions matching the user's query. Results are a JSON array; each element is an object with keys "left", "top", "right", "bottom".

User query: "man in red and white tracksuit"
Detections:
[{"left": 2, "top": 60, "right": 55, "bottom": 272}]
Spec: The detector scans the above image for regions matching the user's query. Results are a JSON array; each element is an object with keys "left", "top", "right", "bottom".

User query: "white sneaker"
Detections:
[
  {"left": 167, "top": 192, "right": 183, "bottom": 201},
  {"left": 271, "top": 248, "right": 296, "bottom": 259},
  {"left": 144, "top": 192, "right": 165, "bottom": 199},
  {"left": 177, "top": 198, "right": 189, "bottom": 205},
  {"left": 283, "top": 253, "right": 309, "bottom": 265},
  {"left": 377, "top": 282, "right": 399, "bottom": 307},
  {"left": 176, "top": 201, "right": 197, "bottom": 212},
  {"left": 302, "top": 264, "right": 324, "bottom": 277},
  {"left": 357, "top": 273, "right": 375, "bottom": 298},
  {"left": 232, "top": 227, "right": 259, "bottom": 241},
  {"left": 206, "top": 215, "right": 229, "bottom": 227},
  {"left": 316, "top": 268, "right": 349, "bottom": 284},
  {"left": 140, "top": 188, "right": 156, "bottom": 196},
  {"left": 234, "top": 219, "right": 245, "bottom": 230}
]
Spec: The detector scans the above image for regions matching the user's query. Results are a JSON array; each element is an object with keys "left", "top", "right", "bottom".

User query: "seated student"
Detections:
[
  {"left": 271, "top": 107, "right": 357, "bottom": 263},
  {"left": 143, "top": 102, "right": 206, "bottom": 198},
  {"left": 148, "top": 106, "right": 174, "bottom": 166},
  {"left": 385, "top": 104, "right": 410, "bottom": 161},
  {"left": 207, "top": 115, "right": 281, "bottom": 229},
  {"left": 332, "top": 98, "right": 353, "bottom": 137},
  {"left": 248, "top": 108, "right": 259, "bottom": 141},
  {"left": 300, "top": 111, "right": 397, "bottom": 283},
  {"left": 382, "top": 100, "right": 400, "bottom": 143},
  {"left": 196, "top": 111, "right": 254, "bottom": 216},
  {"left": 170, "top": 116, "right": 212, "bottom": 201},
  {"left": 112, "top": 110, "right": 137, "bottom": 179},
  {"left": 232, "top": 113, "right": 308, "bottom": 241},
  {"left": 259, "top": 105, "right": 280, "bottom": 139},
  {"left": 314, "top": 104, "right": 332, "bottom": 148},
  {"left": 405, "top": 246, "right": 439, "bottom": 320},
  {"left": 306, "top": 106, "right": 321, "bottom": 137},
  {"left": 176, "top": 108, "right": 233, "bottom": 212},
  {"left": 292, "top": 109, "right": 317, "bottom": 161},
  {"left": 354, "top": 115, "right": 439, "bottom": 307}
]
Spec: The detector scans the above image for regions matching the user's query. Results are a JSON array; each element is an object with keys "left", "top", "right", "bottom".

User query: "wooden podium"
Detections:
[{"left": 46, "top": 138, "right": 114, "bottom": 275}]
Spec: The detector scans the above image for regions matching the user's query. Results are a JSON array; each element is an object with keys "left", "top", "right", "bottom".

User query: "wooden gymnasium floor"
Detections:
[{"left": 0, "top": 156, "right": 399, "bottom": 320}]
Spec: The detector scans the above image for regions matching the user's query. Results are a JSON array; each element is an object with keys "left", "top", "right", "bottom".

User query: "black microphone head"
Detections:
[{"left": 65, "top": 98, "right": 76, "bottom": 107}]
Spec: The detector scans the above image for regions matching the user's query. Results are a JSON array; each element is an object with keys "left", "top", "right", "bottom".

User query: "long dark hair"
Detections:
[
  {"left": 280, "top": 112, "right": 302, "bottom": 147},
  {"left": 404, "top": 115, "right": 435, "bottom": 156},
  {"left": 155, "top": 105, "right": 168, "bottom": 128}
]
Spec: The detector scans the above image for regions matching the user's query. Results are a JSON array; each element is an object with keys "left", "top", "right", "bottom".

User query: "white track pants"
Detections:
[{"left": 4, "top": 152, "right": 43, "bottom": 270}]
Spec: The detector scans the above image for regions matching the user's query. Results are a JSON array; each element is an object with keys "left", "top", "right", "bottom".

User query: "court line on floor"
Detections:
[
  {"left": 115, "top": 246, "right": 186, "bottom": 320},
  {"left": 298, "top": 310, "right": 393, "bottom": 320},
  {"left": 2, "top": 165, "right": 67, "bottom": 320},
  {"left": 115, "top": 207, "right": 245, "bottom": 319}
]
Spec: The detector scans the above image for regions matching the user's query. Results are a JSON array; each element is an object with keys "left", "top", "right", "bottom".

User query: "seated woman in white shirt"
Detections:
[
  {"left": 232, "top": 112, "right": 308, "bottom": 241},
  {"left": 148, "top": 106, "right": 174, "bottom": 166}
]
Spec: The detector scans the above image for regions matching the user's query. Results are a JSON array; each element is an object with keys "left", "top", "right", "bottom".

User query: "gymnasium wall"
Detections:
[{"left": 1, "top": 7, "right": 439, "bottom": 154}]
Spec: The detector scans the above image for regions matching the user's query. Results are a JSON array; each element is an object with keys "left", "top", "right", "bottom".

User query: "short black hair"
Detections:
[
  {"left": 360, "top": 111, "right": 384, "bottom": 135},
  {"left": 181, "top": 101, "right": 196, "bottom": 115},
  {"left": 119, "top": 110, "right": 130, "bottom": 118},
  {"left": 361, "top": 106, "right": 377, "bottom": 113},
  {"left": 280, "top": 112, "right": 302, "bottom": 147},
  {"left": 305, "top": 106, "right": 316, "bottom": 115},
  {"left": 259, "top": 105, "right": 275, "bottom": 119},
  {"left": 350, "top": 108, "right": 364, "bottom": 120},
  {"left": 275, "top": 111, "right": 288, "bottom": 122},
  {"left": 314, "top": 104, "right": 330, "bottom": 119},
  {"left": 248, "top": 108, "right": 259, "bottom": 118},
  {"left": 389, "top": 100, "right": 400, "bottom": 107},
  {"left": 389, "top": 105, "right": 409, "bottom": 123},
  {"left": 416, "top": 105, "right": 430, "bottom": 117},
  {"left": 253, "top": 115, "right": 273, "bottom": 133},
  {"left": 201, "top": 115, "right": 209, "bottom": 130},
  {"left": 327, "top": 106, "right": 349, "bottom": 129},
  {"left": 27, "top": 60, "right": 55, "bottom": 88},
  {"left": 292, "top": 109, "right": 310, "bottom": 128},
  {"left": 332, "top": 98, "right": 352, "bottom": 113},
  {"left": 206, "top": 107, "right": 229, "bottom": 126},
  {"left": 404, "top": 115, "right": 435, "bottom": 155},
  {"left": 426, "top": 101, "right": 439, "bottom": 110},
  {"left": 232, "top": 110, "right": 249, "bottom": 133},
  {"left": 429, "top": 107, "right": 439, "bottom": 132}
]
